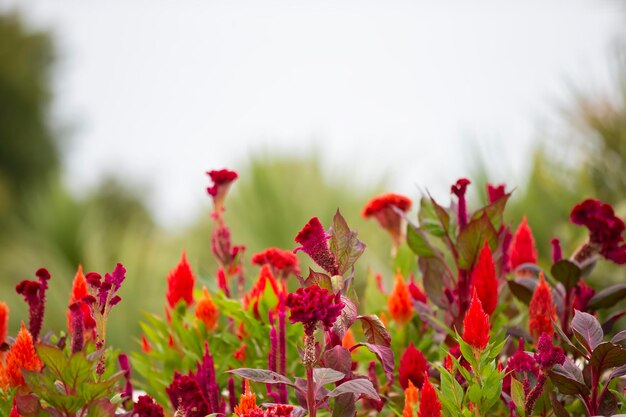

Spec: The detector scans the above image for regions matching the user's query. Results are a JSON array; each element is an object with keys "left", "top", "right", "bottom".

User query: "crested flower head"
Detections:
[
  {"left": 166, "top": 373, "right": 210, "bottom": 417},
  {"left": 195, "top": 287, "right": 219, "bottom": 330},
  {"left": 503, "top": 338, "right": 539, "bottom": 395},
  {"left": 0, "top": 302, "right": 8, "bottom": 345},
  {"left": 402, "top": 380, "right": 419, "bottom": 417},
  {"left": 166, "top": 251, "right": 196, "bottom": 309},
  {"left": 535, "top": 333, "right": 565, "bottom": 368},
  {"left": 362, "top": 193, "right": 412, "bottom": 248},
  {"left": 388, "top": 271, "right": 414, "bottom": 325},
  {"left": 462, "top": 290, "right": 491, "bottom": 350},
  {"left": 206, "top": 168, "right": 238, "bottom": 211},
  {"left": 15, "top": 268, "right": 50, "bottom": 341},
  {"left": 408, "top": 274, "right": 427, "bottom": 304},
  {"left": 251, "top": 247, "right": 300, "bottom": 279},
  {"left": 2, "top": 322, "right": 43, "bottom": 388},
  {"left": 285, "top": 285, "right": 344, "bottom": 335},
  {"left": 487, "top": 183, "right": 506, "bottom": 203},
  {"left": 234, "top": 380, "right": 260, "bottom": 416},
  {"left": 399, "top": 342, "right": 429, "bottom": 389},
  {"left": 418, "top": 374, "right": 442, "bottom": 417},
  {"left": 570, "top": 198, "right": 626, "bottom": 264},
  {"left": 294, "top": 217, "right": 338, "bottom": 275},
  {"left": 244, "top": 265, "right": 280, "bottom": 319},
  {"left": 509, "top": 217, "right": 538, "bottom": 270},
  {"left": 528, "top": 273, "right": 556, "bottom": 340},
  {"left": 471, "top": 242, "right": 498, "bottom": 316},
  {"left": 67, "top": 265, "right": 96, "bottom": 337},
  {"left": 133, "top": 395, "right": 165, "bottom": 417}
]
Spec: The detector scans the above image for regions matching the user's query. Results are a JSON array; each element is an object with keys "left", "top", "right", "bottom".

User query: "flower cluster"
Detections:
[
  {"left": 398, "top": 343, "right": 428, "bottom": 389},
  {"left": 207, "top": 168, "right": 238, "bottom": 212},
  {"left": 285, "top": 285, "right": 344, "bottom": 335},
  {"left": 294, "top": 217, "right": 338, "bottom": 275},
  {"left": 388, "top": 271, "right": 413, "bottom": 325},
  {"left": 528, "top": 273, "right": 556, "bottom": 340},
  {"left": 362, "top": 193, "right": 412, "bottom": 249},
  {"left": 0, "top": 323, "right": 42, "bottom": 389}
]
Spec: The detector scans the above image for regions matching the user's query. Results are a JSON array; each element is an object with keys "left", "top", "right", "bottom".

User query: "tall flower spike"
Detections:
[
  {"left": 2, "top": 322, "right": 43, "bottom": 388},
  {"left": 388, "top": 271, "right": 413, "bottom": 325},
  {"left": 399, "top": 342, "right": 429, "bottom": 389},
  {"left": 509, "top": 217, "right": 538, "bottom": 270},
  {"left": 362, "top": 193, "right": 412, "bottom": 250},
  {"left": 451, "top": 178, "right": 471, "bottom": 231},
  {"left": 418, "top": 374, "right": 442, "bottom": 417},
  {"left": 206, "top": 168, "right": 238, "bottom": 213},
  {"left": 551, "top": 238, "right": 562, "bottom": 264},
  {"left": 471, "top": 242, "right": 498, "bottom": 316},
  {"left": 0, "top": 302, "right": 8, "bottom": 345},
  {"left": 195, "top": 287, "right": 219, "bottom": 330},
  {"left": 193, "top": 341, "right": 222, "bottom": 413},
  {"left": 68, "top": 265, "right": 96, "bottom": 338},
  {"left": 118, "top": 353, "right": 133, "bottom": 400},
  {"left": 402, "top": 380, "right": 419, "bottom": 417},
  {"left": 69, "top": 301, "right": 84, "bottom": 354},
  {"left": 166, "top": 251, "right": 196, "bottom": 309},
  {"left": 234, "top": 380, "right": 261, "bottom": 416},
  {"left": 294, "top": 217, "right": 338, "bottom": 275},
  {"left": 528, "top": 274, "right": 556, "bottom": 340},
  {"left": 15, "top": 268, "right": 50, "bottom": 341},
  {"left": 462, "top": 290, "right": 490, "bottom": 350}
]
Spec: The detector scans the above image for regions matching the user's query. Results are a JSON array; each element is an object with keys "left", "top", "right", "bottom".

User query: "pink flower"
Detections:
[
  {"left": 535, "top": 333, "right": 565, "bottom": 368},
  {"left": 285, "top": 285, "right": 344, "bottom": 335},
  {"left": 166, "top": 373, "right": 210, "bottom": 417},
  {"left": 294, "top": 217, "right": 338, "bottom": 275},
  {"left": 133, "top": 395, "right": 164, "bottom": 417}
]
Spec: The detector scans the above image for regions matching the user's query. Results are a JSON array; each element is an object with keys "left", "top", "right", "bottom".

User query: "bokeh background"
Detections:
[{"left": 1, "top": 0, "right": 626, "bottom": 352}]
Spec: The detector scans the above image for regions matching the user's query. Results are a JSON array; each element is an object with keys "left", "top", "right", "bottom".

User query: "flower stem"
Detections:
[{"left": 306, "top": 365, "right": 316, "bottom": 417}]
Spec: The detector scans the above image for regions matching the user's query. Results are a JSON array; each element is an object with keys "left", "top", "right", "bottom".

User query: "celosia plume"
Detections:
[
  {"left": 15, "top": 268, "right": 50, "bottom": 341},
  {"left": 402, "top": 380, "right": 419, "bottom": 417},
  {"left": 388, "top": 271, "right": 413, "bottom": 325},
  {"left": 462, "top": 290, "right": 490, "bottom": 350},
  {"left": 294, "top": 217, "right": 338, "bottom": 275},
  {"left": 362, "top": 193, "right": 412, "bottom": 248},
  {"left": 509, "top": 217, "right": 538, "bottom": 270},
  {"left": 234, "top": 380, "right": 260, "bottom": 416},
  {"left": 471, "top": 242, "right": 498, "bottom": 316},
  {"left": 251, "top": 248, "right": 300, "bottom": 279},
  {"left": 67, "top": 265, "right": 96, "bottom": 338},
  {"left": 408, "top": 274, "right": 427, "bottom": 304},
  {"left": 285, "top": 285, "right": 344, "bottom": 335},
  {"left": 133, "top": 395, "right": 165, "bottom": 417},
  {"left": 528, "top": 274, "right": 556, "bottom": 340},
  {"left": 486, "top": 183, "right": 506, "bottom": 203},
  {"left": 550, "top": 238, "right": 562, "bottom": 263},
  {"left": 195, "top": 286, "right": 219, "bottom": 330},
  {"left": 166, "top": 251, "right": 196, "bottom": 309},
  {"left": 418, "top": 375, "right": 442, "bottom": 417},
  {"left": 399, "top": 342, "right": 429, "bottom": 389},
  {"left": 166, "top": 373, "right": 210, "bottom": 417},
  {"left": 1, "top": 322, "right": 43, "bottom": 389},
  {"left": 141, "top": 334, "right": 152, "bottom": 353},
  {"left": 0, "top": 302, "right": 8, "bottom": 345}
]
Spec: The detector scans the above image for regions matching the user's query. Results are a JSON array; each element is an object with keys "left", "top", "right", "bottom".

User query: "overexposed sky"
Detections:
[{"left": 5, "top": 0, "right": 624, "bottom": 227}]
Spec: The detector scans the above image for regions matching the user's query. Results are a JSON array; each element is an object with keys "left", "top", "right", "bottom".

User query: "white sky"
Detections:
[{"left": 5, "top": 0, "right": 624, "bottom": 227}]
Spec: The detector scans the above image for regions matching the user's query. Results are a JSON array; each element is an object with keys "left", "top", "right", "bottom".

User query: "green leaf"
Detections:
[
  {"left": 393, "top": 243, "right": 417, "bottom": 277},
  {"left": 470, "top": 192, "right": 511, "bottom": 232},
  {"left": 418, "top": 197, "right": 446, "bottom": 237},
  {"left": 329, "top": 209, "right": 366, "bottom": 275},
  {"left": 418, "top": 255, "right": 454, "bottom": 309},
  {"left": 550, "top": 260, "right": 582, "bottom": 291},
  {"left": 313, "top": 368, "right": 345, "bottom": 386},
  {"left": 589, "top": 342, "right": 626, "bottom": 374},
  {"left": 511, "top": 378, "right": 526, "bottom": 417},
  {"left": 588, "top": 284, "right": 626, "bottom": 311},
  {"left": 507, "top": 277, "right": 537, "bottom": 305},
  {"left": 62, "top": 351, "right": 93, "bottom": 391},
  {"left": 326, "top": 379, "right": 380, "bottom": 401},
  {"left": 467, "top": 383, "right": 482, "bottom": 403},
  {"left": 407, "top": 224, "right": 436, "bottom": 258},
  {"left": 456, "top": 213, "right": 498, "bottom": 270},
  {"left": 357, "top": 315, "right": 391, "bottom": 348},
  {"left": 571, "top": 310, "right": 604, "bottom": 353},
  {"left": 35, "top": 344, "right": 67, "bottom": 379}
]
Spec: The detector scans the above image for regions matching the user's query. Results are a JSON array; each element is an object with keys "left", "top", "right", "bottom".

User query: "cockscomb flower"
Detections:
[
  {"left": 294, "top": 217, "right": 338, "bottom": 275},
  {"left": 535, "top": 332, "right": 565, "bottom": 368},
  {"left": 550, "top": 238, "right": 562, "bottom": 263},
  {"left": 244, "top": 265, "right": 281, "bottom": 319},
  {"left": 509, "top": 217, "right": 538, "bottom": 270},
  {"left": 487, "top": 183, "right": 506, "bottom": 203},
  {"left": 133, "top": 395, "right": 165, "bottom": 417},
  {"left": 166, "top": 251, "right": 195, "bottom": 309},
  {"left": 362, "top": 193, "right": 412, "bottom": 249},
  {"left": 286, "top": 285, "right": 344, "bottom": 335},
  {"left": 195, "top": 287, "right": 219, "bottom": 330},
  {"left": 234, "top": 380, "right": 260, "bottom": 416},
  {"left": 141, "top": 334, "right": 152, "bottom": 353},
  {"left": 528, "top": 273, "right": 556, "bottom": 340},
  {"left": 191, "top": 341, "right": 222, "bottom": 413},
  {"left": 15, "top": 268, "right": 50, "bottom": 341},
  {"left": 0, "top": 302, "right": 8, "bottom": 345},
  {"left": 67, "top": 265, "right": 96, "bottom": 338},
  {"left": 166, "top": 373, "right": 210, "bottom": 417},
  {"left": 408, "top": 274, "right": 427, "bottom": 304},
  {"left": 263, "top": 405, "right": 294, "bottom": 416},
  {"left": 69, "top": 302, "right": 84, "bottom": 354},
  {"left": 570, "top": 198, "right": 626, "bottom": 264},
  {"left": 1, "top": 323, "right": 43, "bottom": 389},
  {"left": 418, "top": 374, "right": 442, "bottom": 417},
  {"left": 462, "top": 290, "right": 491, "bottom": 350},
  {"left": 252, "top": 248, "right": 300, "bottom": 280},
  {"left": 402, "top": 380, "right": 419, "bottom": 417},
  {"left": 502, "top": 338, "right": 539, "bottom": 395},
  {"left": 399, "top": 342, "right": 429, "bottom": 389},
  {"left": 451, "top": 178, "right": 471, "bottom": 230},
  {"left": 234, "top": 343, "right": 247, "bottom": 362},
  {"left": 388, "top": 271, "right": 413, "bottom": 325},
  {"left": 573, "top": 280, "right": 595, "bottom": 311},
  {"left": 471, "top": 242, "right": 498, "bottom": 316},
  {"left": 207, "top": 168, "right": 238, "bottom": 212}
]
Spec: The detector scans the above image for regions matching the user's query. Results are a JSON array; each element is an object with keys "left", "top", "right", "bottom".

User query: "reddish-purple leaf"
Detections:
[{"left": 357, "top": 315, "right": 391, "bottom": 348}]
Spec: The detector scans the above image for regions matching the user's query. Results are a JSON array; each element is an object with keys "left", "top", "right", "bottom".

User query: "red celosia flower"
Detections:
[
  {"left": 402, "top": 380, "right": 419, "bottom": 417},
  {"left": 451, "top": 178, "right": 471, "bottom": 230},
  {"left": 195, "top": 287, "right": 219, "bottom": 330},
  {"left": 234, "top": 380, "right": 260, "bottom": 416},
  {"left": 362, "top": 193, "right": 412, "bottom": 248},
  {"left": 9, "top": 405, "right": 19, "bottom": 417},
  {"left": 244, "top": 265, "right": 280, "bottom": 319},
  {"left": 1, "top": 322, "right": 43, "bottom": 389},
  {"left": 166, "top": 251, "right": 196, "bottom": 309},
  {"left": 471, "top": 242, "right": 498, "bottom": 316},
  {"left": 487, "top": 183, "right": 506, "bottom": 203},
  {"left": 285, "top": 285, "right": 344, "bottom": 335},
  {"left": 141, "top": 335, "right": 152, "bottom": 353},
  {"left": 15, "top": 268, "right": 50, "bottom": 341},
  {"left": 234, "top": 343, "right": 247, "bottom": 362},
  {"left": 388, "top": 271, "right": 413, "bottom": 325},
  {"left": 502, "top": 338, "right": 539, "bottom": 395},
  {"left": 67, "top": 265, "right": 96, "bottom": 338},
  {"left": 462, "top": 290, "right": 491, "bottom": 350},
  {"left": 535, "top": 333, "right": 565, "bottom": 368},
  {"left": 206, "top": 168, "right": 238, "bottom": 210},
  {"left": 399, "top": 342, "right": 429, "bottom": 389},
  {"left": 251, "top": 248, "right": 300, "bottom": 279},
  {"left": 166, "top": 373, "right": 210, "bottom": 417},
  {"left": 528, "top": 273, "right": 556, "bottom": 340},
  {"left": 509, "top": 217, "right": 538, "bottom": 270},
  {"left": 263, "top": 405, "right": 294, "bottom": 416},
  {"left": 418, "top": 374, "right": 442, "bottom": 417},
  {"left": 570, "top": 198, "right": 626, "bottom": 264},
  {"left": 408, "top": 274, "right": 427, "bottom": 304},
  {"left": 0, "top": 302, "right": 8, "bottom": 345},
  {"left": 294, "top": 217, "right": 338, "bottom": 275},
  {"left": 573, "top": 281, "right": 595, "bottom": 311},
  {"left": 133, "top": 395, "right": 165, "bottom": 417}
]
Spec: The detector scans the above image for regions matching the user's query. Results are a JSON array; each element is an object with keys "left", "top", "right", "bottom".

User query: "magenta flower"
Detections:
[
  {"left": 15, "top": 268, "right": 51, "bottom": 341},
  {"left": 294, "top": 217, "right": 338, "bottom": 275},
  {"left": 486, "top": 183, "right": 506, "bottom": 203},
  {"left": 535, "top": 333, "right": 565, "bottom": 368},
  {"left": 286, "top": 285, "right": 344, "bottom": 335},
  {"left": 166, "top": 373, "right": 210, "bottom": 417},
  {"left": 451, "top": 178, "right": 471, "bottom": 230},
  {"left": 133, "top": 395, "right": 164, "bottom": 417}
]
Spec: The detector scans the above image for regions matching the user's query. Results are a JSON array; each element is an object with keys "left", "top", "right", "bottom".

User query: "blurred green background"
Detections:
[{"left": 1, "top": 11, "right": 626, "bottom": 352}]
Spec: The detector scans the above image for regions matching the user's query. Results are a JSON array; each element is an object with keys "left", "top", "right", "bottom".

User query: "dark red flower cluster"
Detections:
[
  {"left": 251, "top": 247, "right": 301, "bottom": 278},
  {"left": 570, "top": 198, "right": 626, "bottom": 264},
  {"left": 399, "top": 343, "right": 429, "bottom": 389},
  {"left": 294, "top": 217, "right": 338, "bottom": 275},
  {"left": 206, "top": 169, "right": 238, "bottom": 210},
  {"left": 408, "top": 274, "right": 427, "bottom": 304},
  {"left": 263, "top": 405, "right": 294, "bottom": 416},
  {"left": 166, "top": 373, "right": 210, "bottom": 417},
  {"left": 285, "top": 285, "right": 344, "bottom": 335},
  {"left": 362, "top": 193, "right": 412, "bottom": 249},
  {"left": 133, "top": 395, "right": 165, "bottom": 417},
  {"left": 502, "top": 338, "right": 539, "bottom": 395},
  {"left": 15, "top": 268, "right": 50, "bottom": 341},
  {"left": 573, "top": 281, "right": 596, "bottom": 311},
  {"left": 535, "top": 333, "right": 565, "bottom": 368}
]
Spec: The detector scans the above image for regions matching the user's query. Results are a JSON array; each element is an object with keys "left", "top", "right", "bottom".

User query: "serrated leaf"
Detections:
[
  {"left": 419, "top": 255, "right": 454, "bottom": 309},
  {"left": 588, "top": 284, "right": 626, "bottom": 310},
  {"left": 326, "top": 379, "right": 380, "bottom": 401},
  {"left": 589, "top": 342, "right": 626, "bottom": 374},
  {"left": 357, "top": 315, "right": 391, "bottom": 348},
  {"left": 456, "top": 213, "right": 498, "bottom": 270},
  {"left": 551, "top": 260, "right": 582, "bottom": 291},
  {"left": 571, "top": 310, "right": 603, "bottom": 353},
  {"left": 228, "top": 368, "right": 296, "bottom": 387},
  {"left": 329, "top": 209, "right": 366, "bottom": 275}
]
